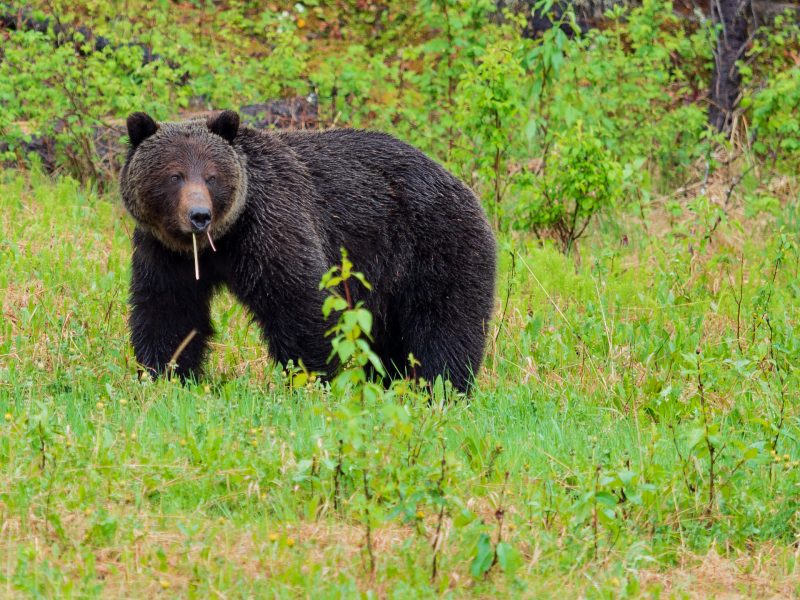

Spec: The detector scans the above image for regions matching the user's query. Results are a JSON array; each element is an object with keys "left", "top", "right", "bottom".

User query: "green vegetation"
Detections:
[{"left": 1, "top": 0, "right": 799, "bottom": 597}]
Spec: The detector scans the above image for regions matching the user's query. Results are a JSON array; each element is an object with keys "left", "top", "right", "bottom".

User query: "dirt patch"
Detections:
[{"left": 640, "top": 545, "right": 800, "bottom": 599}]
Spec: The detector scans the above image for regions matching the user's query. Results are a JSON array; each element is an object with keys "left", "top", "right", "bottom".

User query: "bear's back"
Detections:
[
  {"left": 275, "top": 129, "right": 477, "bottom": 212},
  {"left": 235, "top": 127, "right": 493, "bottom": 297},
  {"left": 272, "top": 129, "right": 430, "bottom": 285}
]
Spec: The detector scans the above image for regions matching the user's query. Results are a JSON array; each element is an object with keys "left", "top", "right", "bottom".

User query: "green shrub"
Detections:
[
  {"left": 517, "top": 124, "right": 623, "bottom": 254},
  {"left": 745, "top": 63, "right": 800, "bottom": 172},
  {"left": 0, "top": 25, "right": 183, "bottom": 181},
  {"left": 0, "top": 2, "right": 310, "bottom": 182},
  {"left": 453, "top": 37, "right": 531, "bottom": 230},
  {"left": 740, "top": 12, "right": 800, "bottom": 172}
]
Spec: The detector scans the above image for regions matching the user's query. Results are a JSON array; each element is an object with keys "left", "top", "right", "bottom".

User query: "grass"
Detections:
[{"left": 1, "top": 168, "right": 799, "bottom": 598}]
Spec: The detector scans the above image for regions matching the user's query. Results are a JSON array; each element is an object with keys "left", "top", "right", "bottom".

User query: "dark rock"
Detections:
[{"left": 239, "top": 95, "right": 319, "bottom": 130}]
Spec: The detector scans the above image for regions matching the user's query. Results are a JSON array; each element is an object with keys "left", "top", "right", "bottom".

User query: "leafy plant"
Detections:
[
  {"left": 454, "top": 37, "right": 531, "bottom": 230},
  {"left": 519, "top": 124, "right": 623, "bottom": 254}
]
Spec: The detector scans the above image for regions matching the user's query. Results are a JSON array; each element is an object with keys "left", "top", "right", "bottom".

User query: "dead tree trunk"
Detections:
[{"left": 709, "top": 0, "right": 752, "bottom": 133}]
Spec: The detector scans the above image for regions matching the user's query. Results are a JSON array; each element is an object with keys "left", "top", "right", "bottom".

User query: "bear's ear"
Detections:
[
  {"left": 126, "top": 112, "right": 158, "bottom": 149},
  {"left": 207, "top": 110, "right": 240, "bottom": 143}
]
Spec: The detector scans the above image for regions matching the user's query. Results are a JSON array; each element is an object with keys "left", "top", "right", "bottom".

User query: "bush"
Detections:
[
  {"left": 0, "top": 2, "right": 310, "bottom": 182},
  {"left": 517, "top": 124, "right": 624, "bottom": 254},
  {"left": 0, "top": 25, "right": 183, "bottom": 182},
  {"left": 740, "top": 12, "right": 800, "bottom": 172}
]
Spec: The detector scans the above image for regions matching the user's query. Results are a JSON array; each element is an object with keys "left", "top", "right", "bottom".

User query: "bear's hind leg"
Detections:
[{"left": 401, "top": 311, "right": 488, "bottom": 393}]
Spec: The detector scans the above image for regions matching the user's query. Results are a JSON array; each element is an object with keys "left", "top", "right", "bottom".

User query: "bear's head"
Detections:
[{"left": 120, "top": 110, "right": 248, "bottom": 253}]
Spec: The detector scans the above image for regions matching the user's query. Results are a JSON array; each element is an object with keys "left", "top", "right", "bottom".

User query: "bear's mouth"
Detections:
[
  {"left": 177, "top": 226, "right": 216, "bottom": 246},
  {"left": 172, "top": 228, "right": 216, "bottom": 249},
  {"left": 150, "top": 222, "right": 214, "bottom": 257}
]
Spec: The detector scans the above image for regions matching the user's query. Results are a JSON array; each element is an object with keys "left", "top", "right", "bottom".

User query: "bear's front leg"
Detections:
[
  {"left": 232, "top": 260, "right": 334, "bottom": 379},
  {"left": 129, "top": 231, "right": 218, "bottom": 379}
]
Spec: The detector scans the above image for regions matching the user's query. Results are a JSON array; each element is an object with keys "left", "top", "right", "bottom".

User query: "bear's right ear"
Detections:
[
  {"left": 126, "top": 112, "right": 158, "bottom": 149},
  {"left": 207, "top": 110, "right": 240, "bottom": 143}
]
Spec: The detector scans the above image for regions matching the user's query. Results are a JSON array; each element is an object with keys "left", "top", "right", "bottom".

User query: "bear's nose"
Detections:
[{"left": 188, "top": 207, "right": 212, "bottom": 233}]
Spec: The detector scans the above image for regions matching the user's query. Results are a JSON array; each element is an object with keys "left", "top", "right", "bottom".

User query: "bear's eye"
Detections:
[
  {"left": 206, "top": 176, "right": 217, "bottom": 185},
  {"left": 169, "top": 174, "right": 181, "bottom": 183}
]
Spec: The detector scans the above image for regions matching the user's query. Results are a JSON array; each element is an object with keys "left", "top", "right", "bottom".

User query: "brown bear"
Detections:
[{"left": 120, "top": 110, "right": 496, "bottom": 392}]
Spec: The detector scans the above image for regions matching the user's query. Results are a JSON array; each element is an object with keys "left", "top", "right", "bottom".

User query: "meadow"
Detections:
[{"left": 1, "top": 1, "right": 799, "bottom": 597}]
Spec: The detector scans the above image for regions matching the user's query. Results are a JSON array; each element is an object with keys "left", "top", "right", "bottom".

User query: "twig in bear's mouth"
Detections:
[
  {"left": 192, "top": 233, "right": 200, "bottom": 280},
  {"left": 207, "top": 230, "right": 217, "bottom": 252}
]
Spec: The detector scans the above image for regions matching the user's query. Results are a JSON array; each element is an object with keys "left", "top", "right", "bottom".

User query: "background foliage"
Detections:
[{"left": 1, "top": 0, "right": 799, "bottom": 596}]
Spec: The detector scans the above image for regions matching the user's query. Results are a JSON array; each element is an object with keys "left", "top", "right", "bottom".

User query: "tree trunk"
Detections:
[{"left": 709, "top": 0, "right": 752, "bottom": 133}]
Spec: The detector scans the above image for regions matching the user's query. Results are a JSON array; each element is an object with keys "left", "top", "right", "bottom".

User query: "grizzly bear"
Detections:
[{"left": 120, "top": 110, "right": 496, "bottom": 392}]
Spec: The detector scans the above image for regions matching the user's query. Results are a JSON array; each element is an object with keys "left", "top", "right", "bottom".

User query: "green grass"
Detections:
[{"left": 1, "top": 169, "right": 799, "bottom": 598}]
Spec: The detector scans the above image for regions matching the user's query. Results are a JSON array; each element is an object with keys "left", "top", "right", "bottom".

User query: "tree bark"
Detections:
[{"left": 709, "top": 0, "right": 752, "bottom": 133}]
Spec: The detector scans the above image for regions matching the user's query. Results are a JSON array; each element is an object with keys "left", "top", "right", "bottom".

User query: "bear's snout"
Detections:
[
  {"left": 188, "top": 206, "right": 212, "bottom": 233},
  {"left": 180, "top": 183, "right": 213, "bottom": 233}
]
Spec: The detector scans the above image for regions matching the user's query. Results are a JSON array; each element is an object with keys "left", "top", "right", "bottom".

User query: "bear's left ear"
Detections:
[
  {"left": 126, "top": 112, "right": 158, "bottom": 148},
  {"left": 207, "top": 110, "right": 240, "bottom": 143}
]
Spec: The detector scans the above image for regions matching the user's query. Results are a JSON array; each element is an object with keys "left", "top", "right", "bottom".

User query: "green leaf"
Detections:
[
  {"left": 495, "top": 542, "right": 521, "bottom": 575},
  {"left": 453, "top": 507, "right": 477, "bottom": 528},
  {"left": 356, "top": 309, "right": 373, "bottom": 336},
  {"left": 336, "top": 339, "right": 355, "bottom": 362},
  {"left": 470, "top": 533, "right": 494, "bottom": 578},
  {"left": 595, "top": 491, "right": 618, "bottom": 508}
]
